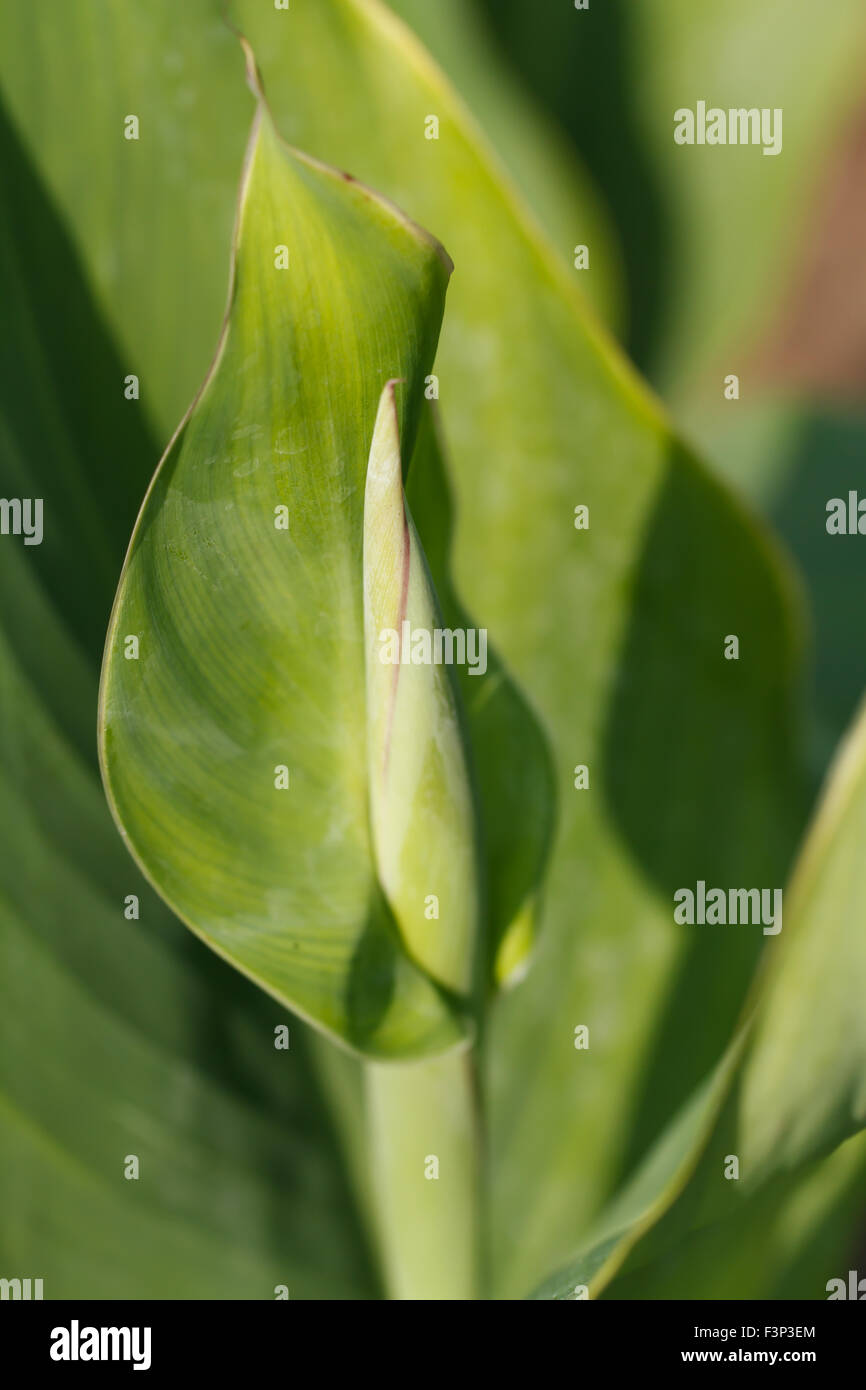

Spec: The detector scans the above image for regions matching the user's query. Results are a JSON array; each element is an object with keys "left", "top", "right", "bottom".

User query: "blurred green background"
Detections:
[{"left": 2, "top": 0, "right": 866, "bottom": 1299}]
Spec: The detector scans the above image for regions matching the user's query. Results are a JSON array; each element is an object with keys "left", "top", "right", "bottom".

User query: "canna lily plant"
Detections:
[{"left": 3, "top": 0, "right": 866, "bottom": 1301}]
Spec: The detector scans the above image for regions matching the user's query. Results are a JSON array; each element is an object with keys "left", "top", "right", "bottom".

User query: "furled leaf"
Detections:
[
  {"left": 363, "top": 381, "right": 479, "bottom": 996},
  {"left": 99, "top": 92, "right": 468, "bottom": 1059}
]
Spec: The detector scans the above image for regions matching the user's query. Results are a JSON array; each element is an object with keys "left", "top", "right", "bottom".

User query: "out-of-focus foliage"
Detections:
[
  {"left": 387, "top": 0, "right": 623, "bottom": 332},
  {"left": 0, "top": 8, "right": 376, "bottom": 1301},
  {"left": 535, "top": 685, "right": 866, "bottom": 1297},
  {"left": 2, "top": 0, "right": 865, "bottom": 1300},
  {"left": 476, "top": 0, "right": 866, "bottom": 387}
]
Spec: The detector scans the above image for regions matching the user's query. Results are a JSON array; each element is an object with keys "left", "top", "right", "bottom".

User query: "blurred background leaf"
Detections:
[
  {"left": 470, "top": 0, "right": 866, "bottom": 386},
  {"left": 606, "top": 1128, "right": 866, "bottom": 1300},
  {"left": 535, "top": 684, "right": 866, "bottom": 1298},
  {"left": 742, "top": 698, "right": 866, "bottom": 1178},
  {"left": 599, "top": 690, "right": 866, "bottom": 1298},
  {"left": 386, "top": 0, "right": 623, "bottom": 334},
  {"left": 444, "top": 0, "right": 866, "bottom": 1292},
  {"left": 464, "top": 0, "right": 866, "bottom": 784},
  {"left": 0, "top": 28, "right": 376, "bottom": 1300},
  {"left": 529, "top": 1039, "right": 743, "bottom": 1299}
]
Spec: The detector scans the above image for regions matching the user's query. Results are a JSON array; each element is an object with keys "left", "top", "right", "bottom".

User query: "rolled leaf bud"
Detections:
[{"left": 363, "top": 380, "right": 479, "bottom": 995}]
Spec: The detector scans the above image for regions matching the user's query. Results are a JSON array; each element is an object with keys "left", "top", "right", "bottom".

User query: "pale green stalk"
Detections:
[{"left": 364, "top": 1048, "right": 481, "bottom": 1300}]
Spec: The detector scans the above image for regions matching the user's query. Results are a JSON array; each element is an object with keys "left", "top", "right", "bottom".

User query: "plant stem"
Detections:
[{"left": 364, "top": 1045, "right": 481, "bottom": 1300}]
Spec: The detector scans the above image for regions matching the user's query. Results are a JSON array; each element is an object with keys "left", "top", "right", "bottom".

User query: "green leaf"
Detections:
[
  {"left": 664, "top": 399, "right": 866, "bottom": 772},
  {"left": 540, "top": 692, "right": 866, "bottom": 1298},
  {"left": 0, "top": 0, "right": 251, "bottom": 447},
  {"left": 624, "top": 0, "right": 866, "bottom": 808},
  {"left": 606, "top": 1129, "right": 866, "bottom": 1300},
  {"left": 0, "top": 79, "right": 375, "bottom": 1298},
  {"left": 474, "top": 0, "right": 865, "bottom": 394},
  {"left": 741, "top": 696, "right": 866, "bottom": 1176},
  {"left": 99, "top": 93, "right": 468, "bottom": 1059},
  {"left": 631, "top": 0, "right": 866, "bottom": 399},
  {"left": 529, "top": 1038, "right": 744, "bottom": 1299},
  {"left": 385, "top": 0, "right": 623, "bottom": 333}
]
